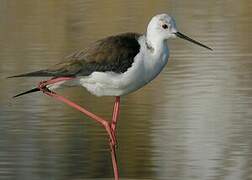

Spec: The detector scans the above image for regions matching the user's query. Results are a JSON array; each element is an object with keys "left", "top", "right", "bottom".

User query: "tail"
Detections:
[
  {"left": 13, "top": 88, "right": 40, "bottom": 98},
  {"left": 7, "top": 70, "right": 55, "bottom": 78}
]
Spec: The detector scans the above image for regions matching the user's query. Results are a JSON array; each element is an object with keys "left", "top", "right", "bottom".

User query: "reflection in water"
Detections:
[{"left": 0, "top": 0, "right": 252, "bottom": 179}]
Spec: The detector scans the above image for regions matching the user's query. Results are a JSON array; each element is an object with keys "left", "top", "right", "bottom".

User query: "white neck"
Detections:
[{"left": 146, "top": 31, "right": 168, "bottom": 56}]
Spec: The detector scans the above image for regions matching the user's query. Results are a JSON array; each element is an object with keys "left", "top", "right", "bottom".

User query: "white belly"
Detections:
[{"left": 78, "top": 48, "right": 169, "bottom": 97}]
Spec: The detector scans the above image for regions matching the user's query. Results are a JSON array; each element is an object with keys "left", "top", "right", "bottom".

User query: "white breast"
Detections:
[{"left": 78, "top": 36, "right": 169, "bottom": 96}]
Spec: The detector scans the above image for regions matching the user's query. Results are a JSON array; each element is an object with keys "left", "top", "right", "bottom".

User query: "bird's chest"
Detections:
[
  {"left": 121, "top": 48, "right": 169, "bottom": 91},
  {"left": 141, "top": 48, "right": 169, "bottom": 84},
  {"left": 144, "top": 53, "right": 168, "bottom": 82}
]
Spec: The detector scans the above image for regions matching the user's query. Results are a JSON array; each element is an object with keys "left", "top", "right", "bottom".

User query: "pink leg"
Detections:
[
  {"left": 38, "top": 78, "right": 120, "bottom": 180},
  {"left": 112, "top": 96, "right": 120, "bottom": 132},
  {"left": 110, "top": 96, "right": 120, "bottom": 180}
]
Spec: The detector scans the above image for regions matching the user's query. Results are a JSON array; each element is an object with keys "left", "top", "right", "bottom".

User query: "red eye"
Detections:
[{"left": 162, "top": 24, "right": 168, "bottom": 29}]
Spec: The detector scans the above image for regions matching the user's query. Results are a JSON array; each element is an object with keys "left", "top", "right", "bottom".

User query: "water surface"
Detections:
[{"left": 0, "top": 0, "right": 252, "bottom": 180}]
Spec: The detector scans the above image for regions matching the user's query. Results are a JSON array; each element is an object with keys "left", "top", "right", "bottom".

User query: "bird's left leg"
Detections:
[
  {"left": 38, "top": 77, "right": 120, "bottom": 180},
  {"left": 37, "top": 77, "right": 117, "bottom": 146}
]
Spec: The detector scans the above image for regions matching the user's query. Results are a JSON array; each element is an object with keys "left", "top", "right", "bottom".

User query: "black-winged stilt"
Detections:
[{"left": 9, "top": 14, "right": 212, "bottom": 180}]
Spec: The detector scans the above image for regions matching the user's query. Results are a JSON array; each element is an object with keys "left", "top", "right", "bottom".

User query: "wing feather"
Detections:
[{"left": 8, "top": 32, "right": 141, "bottom": 78}]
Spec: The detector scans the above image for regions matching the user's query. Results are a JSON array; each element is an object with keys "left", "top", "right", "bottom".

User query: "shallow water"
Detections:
[{"left": 0, "top": 0, "right": 252, "bottom": 180}]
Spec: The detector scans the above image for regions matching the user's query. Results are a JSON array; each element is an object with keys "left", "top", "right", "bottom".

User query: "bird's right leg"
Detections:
[
  {"left": 109, "top": 96, "right": 120, "bottom": 180},
  {"left": 37, "top": 77, "right": 117, "bottom": 146},
  {"left": 111, "top": 96, "right": 120, "bottom": 145}
]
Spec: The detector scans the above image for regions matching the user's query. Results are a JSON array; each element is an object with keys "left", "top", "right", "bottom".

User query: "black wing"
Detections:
[{"left": 8, "top": 32, "right": 141, "bottom": 78}]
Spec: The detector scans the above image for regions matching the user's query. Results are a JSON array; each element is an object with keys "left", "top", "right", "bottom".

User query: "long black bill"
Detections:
[{"left": 175, "top": 32, "right": 213, "bottom": 51}]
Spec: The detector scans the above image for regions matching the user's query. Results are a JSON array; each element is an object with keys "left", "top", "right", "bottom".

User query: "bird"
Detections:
[{"left": 8, "top": 14, "right": 212, "bottom": 180}]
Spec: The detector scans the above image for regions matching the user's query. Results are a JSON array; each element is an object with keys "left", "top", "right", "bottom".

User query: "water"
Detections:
[{"left": 0, "top": 0, "right": 252, "bottom": 179}]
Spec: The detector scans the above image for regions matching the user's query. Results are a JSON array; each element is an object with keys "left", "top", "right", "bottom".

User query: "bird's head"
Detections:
[{"left": 147, "top": 14, "right": 212, "bottom": 51}]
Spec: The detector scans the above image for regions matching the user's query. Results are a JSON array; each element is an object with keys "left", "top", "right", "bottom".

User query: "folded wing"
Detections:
[{"left": 8, "top": 33, "right": 141, "bottom": 78}]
